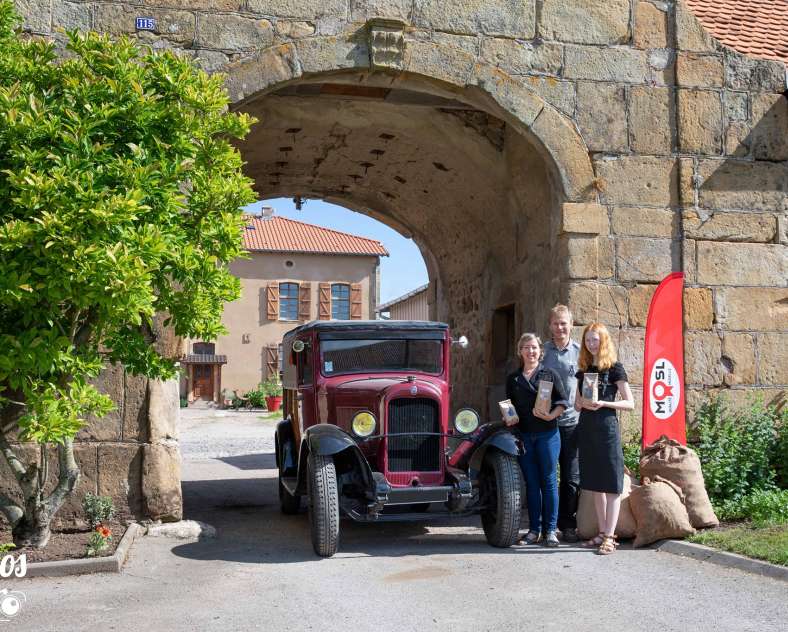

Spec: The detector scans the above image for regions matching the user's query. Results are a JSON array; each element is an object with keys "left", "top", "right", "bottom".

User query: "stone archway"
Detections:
[{"left": 228, "top": 26, "right": 602, "bottom": 416}]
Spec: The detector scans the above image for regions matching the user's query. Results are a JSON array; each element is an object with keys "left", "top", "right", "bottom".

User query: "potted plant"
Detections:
[{"left": 264, "top": 375, "right": 283, "bottom": 412}]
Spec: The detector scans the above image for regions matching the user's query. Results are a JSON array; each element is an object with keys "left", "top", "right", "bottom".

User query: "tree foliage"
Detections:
[{"left": 0, "top": 0, "right": 256, "bottom": 544}]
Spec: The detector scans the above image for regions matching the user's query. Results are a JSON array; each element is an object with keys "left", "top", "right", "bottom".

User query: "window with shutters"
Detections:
[
  {"left": 331, "top": 283, "right": 350, "bottom": 320},
  {"left": 279, "top": 282, "right": 299, "bottom": 320},
  {"left": 265, "top": 345, "right": 279, "bottom": 379}
]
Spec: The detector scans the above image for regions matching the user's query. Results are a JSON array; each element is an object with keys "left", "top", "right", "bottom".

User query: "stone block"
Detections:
[
  {"left": 750, "top": 94, "right": 788, "bottom": 162},
  {"left": 598, "top": 236, "right": 615, "bottom": 279},
  {"left": 628, "top": 86, "right": 673, "bottom": 155},
  {"left": 432, "top": 32, "right": 480, "bottom": 56},
  {"left": 682, "top": 238, "right": 697, "bottom": 284},
  {"left": 247, "top": 0, "right": 346, "bottom": 20},
  {"left": 758, "top": 334, "right": 788, "bottom": 385},
  {"left": 618, "top": 328, "right": 645, "bottom": 385},
  {"left": 94, "top": 5, "right": 196, "bottom": 44},
  {"left": 14, "top": 0, "right": 51, "bottom": 34},
  {"left": 721, "top": 333, "right": 756, "bottom": 386},
  {"left": 97, "top": 444, "right": 144, "bottom": 519},
  {"left": 724, "top": 122, "right": 751, "bottom": 158},
  {"left": 594, "top": 156, "right": 678, "bottom": 207},
  {"left": 715, "top": 287, "right": 788, "bottom": 332},
  {"left": 678, "top": 89, "right": 722, "bottom": 155},
  {"left": 297, "top": 33, "right": 370, "bottom": 74},
  {"left": 724, "top": 54, "right": 786, "bottom": 93},
  {"left": 52, "top": 444, "right": 99, "bottom": 529},
  {"left": 192, "top": 50, "right": 230, "bottom": 74},
  {"left": 683, "top": 210, "right": 777, "bottom": 243},
  {"left": 724, "top": 91, "right": 749, "bottom": 121},
  {"left": 564, "top": 45, "right": 648, "bottom": 83},
  {"left": 684, "top": 287, "right": 714, "bottom": 330},
  {"left": 676, "top": 53, "right": 724, "bottom": 88},
  {"left": 559, "top": 235, "right": 598, "bottom": 280},
  {"left": 275, "top": 20, "right": 316, "bottom": 39},
  {"left": 52, "top": 2, "right": 90, "bottom": 31},
  {"left": 616, "top": 237, "right": 673, "bottom": 283},
  {"left": 697, "top": 242, "right": 788, "bottom": 286},
  {"left": 195, "top": 14, "right": 273, "bottom": 50},
  {"left": 538, "top": 0, "right": 630, "bottom": 45},
  {"left": 678, "top": 157, "right": 696, "bottom": 208},
  {"left": 576, "top": 82, "right": 627, "bottom": 152},
  {"left": 684, "top": 331, "right": 724, "bottom": 387},
  {"left": 566, "top": 281, "right": 627, "bottom": 326},
  {"left": 123, "top": 373, "right": 149, "bottom": 443},
  {"left": 480, "top": 38, "right": 563, "bottom": 76},
  {"left": 147, "top": 0, "right": 244, "bottom": 9},
  {"left": 142, "top": 443, "right": 183, "bottom": 522},
  {"left": 628, "top": 284, "right": 657, "bottom": 327},
  {"left": 695, "top": 160, "right": 788, "bottom": 213},
  {"left": 566, "top": 281, "right": 598, "bottom": 325},
  {"left": 675, "top": 2, "right": 715, "bottom": 52},
  {"left": 634, "top": 1, "right": 668, "bottom": 49},
  {"left": 412, "top": 0, "right": 536, "bottom": 38},
  {"left": 148, "top": 379, "right": 180, "bottom": 443},
  {"left": 561, "top": 202, "right": 609, "bottom": 235},
  {"left": 611, "top": 207, "right": 675, "bottom": 238},
  {"left": 350, "top": 0, "right": 413, "bottom": 22},
  {"left": 79, "top": 363, "right": 124, "bottom": 442},
  {"left": 523, "top": 76, "right": 576, "bottom": 116}
]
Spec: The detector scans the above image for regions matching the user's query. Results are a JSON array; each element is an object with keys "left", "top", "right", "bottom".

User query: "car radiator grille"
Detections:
[{"left": 386, "top": 398, "right": 440, "bottom": 472}]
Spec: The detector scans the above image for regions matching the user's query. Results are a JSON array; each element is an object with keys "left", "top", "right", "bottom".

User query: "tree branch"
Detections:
[{"left": 44, "top": 438, "right": 80, "bottom": 515}]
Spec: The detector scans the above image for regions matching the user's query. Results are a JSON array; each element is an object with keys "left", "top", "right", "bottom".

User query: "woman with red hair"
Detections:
[{"left": 574, "top": 323, "right": 634, "bottom": 555}]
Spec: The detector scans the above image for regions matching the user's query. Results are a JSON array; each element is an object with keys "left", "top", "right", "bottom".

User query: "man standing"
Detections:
[{"left": 542, "top": 304, "right": 581, "bottom": 542}]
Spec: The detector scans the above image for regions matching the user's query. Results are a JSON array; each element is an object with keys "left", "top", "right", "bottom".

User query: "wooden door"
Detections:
[{"left": 193, "top": 364, "right": 214, "bottom": 401}]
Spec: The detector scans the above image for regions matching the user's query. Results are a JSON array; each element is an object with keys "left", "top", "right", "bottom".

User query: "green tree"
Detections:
[{"left": 0, "top": 2, "right": 256, "bottom": 547}]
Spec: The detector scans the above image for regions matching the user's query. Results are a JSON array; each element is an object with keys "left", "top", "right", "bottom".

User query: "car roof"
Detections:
[{"left": 284, "top": 320, "right": 449, "bottom": 338}]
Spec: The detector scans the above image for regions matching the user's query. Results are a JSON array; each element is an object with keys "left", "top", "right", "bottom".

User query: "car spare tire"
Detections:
[
  {"left": 480, "top": 451, "right": 523, "bottom": 547},
  {"left": 308, "top": 452, "right": 340, "bottom": 557}
]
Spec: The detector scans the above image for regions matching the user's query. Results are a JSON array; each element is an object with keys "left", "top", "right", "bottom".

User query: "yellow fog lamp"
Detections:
[
  {"left": 454, "top": 408, "right": 480, "bottom": 434},
  {"left": 351, "top": 411, "right": 377, "bottom": 438}
]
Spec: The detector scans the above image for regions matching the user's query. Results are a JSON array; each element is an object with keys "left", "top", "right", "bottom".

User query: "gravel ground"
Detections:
[{"left": 10, "top": 409, "right": 788, "bottom": 631}]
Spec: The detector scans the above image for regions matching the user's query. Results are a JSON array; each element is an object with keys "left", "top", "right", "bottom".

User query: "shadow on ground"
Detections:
[{"left": 175, "top": 451, "right": 637, "bottom": 565}]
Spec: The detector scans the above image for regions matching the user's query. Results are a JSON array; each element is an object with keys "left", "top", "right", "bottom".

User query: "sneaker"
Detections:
[
  {"left": 544, "top": 531, "right": 560, "bottom": 547},
  {"left": 561, "top": 528, "right": 579, "bottom": 543},
  {"left": 519, "top": 530, "right": 541, "bottom": 545}
]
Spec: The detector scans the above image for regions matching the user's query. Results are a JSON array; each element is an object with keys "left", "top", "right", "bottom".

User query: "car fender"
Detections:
[
  {"left": 468, "top": 429, "right": 520, "bottom": 473},
  {"left": 295, "top": 424, "right": 374, "bottom": 496},
  {"left": 275, "top": 418, "right": 298, "bottom": 476}
]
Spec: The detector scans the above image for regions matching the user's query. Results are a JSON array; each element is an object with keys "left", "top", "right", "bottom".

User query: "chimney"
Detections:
[{"left": 261, "top": 206, "right": 275, "bottom": 220}]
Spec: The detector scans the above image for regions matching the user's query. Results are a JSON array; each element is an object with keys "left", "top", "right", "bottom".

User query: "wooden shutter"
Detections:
[
  {"left": 265, "top": 345, "right": 279, "bottom": 379},
  {"left": 350, "top": 283, "right": 363, "bottom": 320},
  {"left": 266, "top": 282, "right": 279, "bottom": 320},
  {"left": 298, "top": 282, "right": 311, "bottom": 321},
  {"left": 318, "top": 283, "right": 331, "bottom": 320}
]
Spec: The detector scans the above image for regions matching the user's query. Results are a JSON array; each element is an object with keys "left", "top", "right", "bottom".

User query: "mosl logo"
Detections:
[{"left": 649, "top": 358, "right": 681, "bottom": 420}]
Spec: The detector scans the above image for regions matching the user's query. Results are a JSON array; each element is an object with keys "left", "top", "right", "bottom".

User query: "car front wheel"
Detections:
[
  {"left": 479, "top": 451, "right": 523, "bottom": 547},
  {"left": 308, "top": 452, "right": 340, "bottom": 557}
]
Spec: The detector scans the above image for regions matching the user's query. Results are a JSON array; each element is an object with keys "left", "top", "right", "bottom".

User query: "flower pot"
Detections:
[{"left": 266, "top": 396, "right": 282, "bottom": 412}]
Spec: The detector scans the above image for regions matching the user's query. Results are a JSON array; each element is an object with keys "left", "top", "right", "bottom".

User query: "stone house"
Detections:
[
  {"left": 182, "top": 212, "right": 388, "bottom": 403},
  {"left": 6, "top": 0, "right": 787, "bottom": 523}
]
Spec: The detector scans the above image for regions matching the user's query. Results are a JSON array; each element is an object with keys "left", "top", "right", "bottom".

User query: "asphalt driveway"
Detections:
[{"left": 10, "top": 409, "right": 788, "bottom": 631}]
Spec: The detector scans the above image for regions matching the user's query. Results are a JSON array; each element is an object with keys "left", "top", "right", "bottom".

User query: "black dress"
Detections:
[{"left": 575, "top": 362, "right": 628, "bottom": 493}]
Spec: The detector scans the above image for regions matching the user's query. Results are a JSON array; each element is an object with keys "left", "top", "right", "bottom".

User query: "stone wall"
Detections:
[{"left": 9, "top": 0, "right": 787, "bottom": 519}]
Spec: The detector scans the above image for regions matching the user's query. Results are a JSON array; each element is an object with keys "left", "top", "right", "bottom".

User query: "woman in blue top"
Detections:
[{"left": 505, "top": 333, "right": 568, "bottom": 547}]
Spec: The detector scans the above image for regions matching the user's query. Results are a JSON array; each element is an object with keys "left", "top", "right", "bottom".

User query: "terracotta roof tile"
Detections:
[
  {"left": 241, "top": 215, "right": 388, "bottom": 257},
  {"left": 684, "top": 0, "right": 788, "bottom": 64}
]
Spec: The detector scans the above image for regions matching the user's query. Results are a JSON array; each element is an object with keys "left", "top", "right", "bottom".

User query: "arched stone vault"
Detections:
[{"left": 231, "top": 36, "right": 598, "bottom": 413}]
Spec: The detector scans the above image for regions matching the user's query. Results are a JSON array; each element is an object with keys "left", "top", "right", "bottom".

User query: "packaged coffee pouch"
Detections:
[
  {"left": 535, "top": 380, "right": 553, "bottom": 416},
  {"left": 582, "top": 373, "right": 599, "bottom": 403},
  {"left": 498, "top": 399, "right": 519, "bottom": 426}
]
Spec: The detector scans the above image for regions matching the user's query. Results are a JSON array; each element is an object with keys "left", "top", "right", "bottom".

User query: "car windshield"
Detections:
[{"left": 320, "top": 338, "right": 443, "bottom": 375}]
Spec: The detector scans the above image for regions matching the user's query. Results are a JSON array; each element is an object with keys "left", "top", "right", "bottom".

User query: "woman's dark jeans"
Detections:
[{"left": 518, "top": 428, "right": 560, "bottom": 534}]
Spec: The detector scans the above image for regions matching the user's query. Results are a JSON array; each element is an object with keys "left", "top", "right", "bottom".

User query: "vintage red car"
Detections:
[{"left": 276, "top": 320, "right": 524, "bottom": 557}]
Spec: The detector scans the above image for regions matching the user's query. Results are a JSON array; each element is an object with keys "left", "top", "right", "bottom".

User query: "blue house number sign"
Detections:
[{"left": 136, "top": 17, "right": 156, "bottom": 31}]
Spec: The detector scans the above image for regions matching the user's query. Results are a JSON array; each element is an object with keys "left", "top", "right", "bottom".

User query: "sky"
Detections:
[{"left": 244, "top": 198, "right": 428, "bottom": 304}]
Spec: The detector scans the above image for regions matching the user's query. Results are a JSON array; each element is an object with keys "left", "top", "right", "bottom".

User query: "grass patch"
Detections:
[{"left": 689, "top": 523, "right": 788, "bottom": 566}]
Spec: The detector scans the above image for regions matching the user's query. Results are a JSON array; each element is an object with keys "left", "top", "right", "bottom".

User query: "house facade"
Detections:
[
  {"left": 376, "top": 284, "right": 431, "bottom": 321},
  {"left": 182, "top": 213, "right": 388, "bottom": 402}
]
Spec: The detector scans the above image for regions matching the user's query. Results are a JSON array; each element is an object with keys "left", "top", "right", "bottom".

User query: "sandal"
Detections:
[
  {"left": 596, "top": 535, "right": 618, "bottom": 555},
  {"left": 582, "top": 532, "right": 605, "bottom": 548},
  {"left": 518, "top": 530, "right": 541, "bottom": 545}
]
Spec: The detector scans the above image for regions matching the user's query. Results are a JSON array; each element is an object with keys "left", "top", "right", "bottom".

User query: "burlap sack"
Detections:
[
  {"left": 640, "top": 435, "right": 719, "bottom": 528},
  {"left": 576, "top": 472, "right": 638, "bottom": 540},
  {"left": 630, "top": 476, "right": 695, "bottom": 548}
]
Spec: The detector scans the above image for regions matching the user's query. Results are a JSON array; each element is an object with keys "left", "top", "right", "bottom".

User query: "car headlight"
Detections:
[
  {"left": 454, "top": 408, "right": 480, "bottom": 434},
  {"left": 351, "top": 411, "right": 376, "bottom": 437}
]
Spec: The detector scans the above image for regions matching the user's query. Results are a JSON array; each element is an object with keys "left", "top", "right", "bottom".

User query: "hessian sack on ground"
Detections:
[
  {"left": 577, "top": 470, "right": 638, "bottom": 539},
  {"left": 629, "top": 475, "right": 696, "bottom": 548}
]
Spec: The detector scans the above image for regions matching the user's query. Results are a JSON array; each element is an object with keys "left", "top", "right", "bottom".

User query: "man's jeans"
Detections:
[
  {"left": 558, "top": 424, "right": 580, "bottom": 531},
  {"left": 518, "top": 428, "right": 560, "bottom": 534}
]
